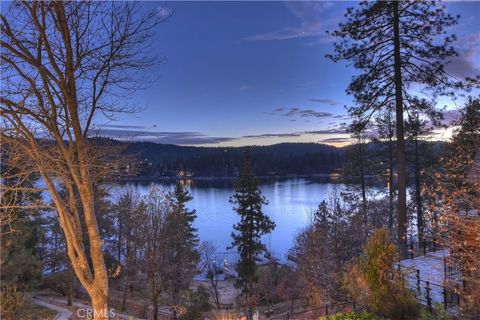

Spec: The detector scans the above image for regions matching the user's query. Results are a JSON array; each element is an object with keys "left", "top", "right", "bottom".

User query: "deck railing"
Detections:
[
  {"left": 395, "top": 263, "right": 480, "bottom": 319},
  {"left": 397, "top": 240, "right": 442, "bottom": 260},
  {"left": 444, "top": 256, "right": 463, "bottom": 282},
  {"left": 397, "top": 268, "right": 461, "bottom": 312}
]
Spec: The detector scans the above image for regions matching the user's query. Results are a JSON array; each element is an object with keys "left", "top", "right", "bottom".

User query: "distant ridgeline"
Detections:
[
  {"left": 91, "top": 138, "right": 446, "bottom": 179},
  {"left": 122, "top": 141, "right": 345, "bottom": 178}
]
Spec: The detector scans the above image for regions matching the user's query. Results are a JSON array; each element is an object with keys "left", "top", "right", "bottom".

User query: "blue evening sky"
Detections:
[{"left": 95, "top": 1, "right": 480, "bottom": 146}]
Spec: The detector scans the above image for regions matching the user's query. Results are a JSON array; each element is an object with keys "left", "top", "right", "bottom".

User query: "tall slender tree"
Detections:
[
  {"left": 327, "top": 1, "right": 470, "bottom": 245},
  {"left": 405, "top": 111, "right": 435, "bottom": 244},
  {"left": 142, "top": 189, "right": 169, "bottom": 320},
  {"left": 374, "top": 105, "right": 396, "bottom": 230},
  {"left": 114, "top": 190, "right": 144, "bottom": 312},
  {"left": 347, "top": 120, "right": 370, "bottom": 223},
  {"left": 230, "top": 151, "right": 275, "bottom": 318},
  {"left": 166, "top": 182, "right": 199, "bottom": 318}
]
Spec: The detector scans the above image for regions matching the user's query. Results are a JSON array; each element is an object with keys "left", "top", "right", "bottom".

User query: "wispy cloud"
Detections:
[
  {"left": 157, "top": 6, "right": 173, "bottom": 20},
  {"left": 309, "top": 98, "right": 340, "bottom": 106},
  {"left": 319, "top": 137, "right": 352, "bottom": 144},
  {"left": 441, "top": 109, "right": 461, "bottom": 125},
  {"left": 446, "top": 33, "right": 480, "bottom": 79},
  {"left": 94, "top": 128, "right": 235, "bottom": 145},
  {"left": 237, "top": 84, "right": 252, "bottom": 91},
  {"left": 96, "top": 126, "right": 348, "bottom": 146},
  {"left": 243, "top": 132, "right": 301, "bottom": 139},
  {"left": 243, "top": 2, "right": 336, "bottom": 43},
  {"left": 268, "top": 107, "right": 333, "bottom": 118},
  {"left": 244, "top": 22, "right": 326, "bottom": 41},
  {"left": 243, "top": 129, "right": 345, "bottom": 139},
  {"left": 304, "top": 129, "right": 345, "bottom": 135},
  {"left": 98, "top": 124, "right": 147, "bottom": 130}
]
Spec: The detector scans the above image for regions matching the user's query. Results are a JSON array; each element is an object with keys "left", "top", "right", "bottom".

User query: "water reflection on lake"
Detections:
[{"left": 112, "top": 178, "right": 344, "bottom": 259}]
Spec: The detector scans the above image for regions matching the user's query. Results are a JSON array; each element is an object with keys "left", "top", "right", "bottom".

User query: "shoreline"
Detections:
[{"left": 117, "top": 173, "right": 340, "bottom": 183}]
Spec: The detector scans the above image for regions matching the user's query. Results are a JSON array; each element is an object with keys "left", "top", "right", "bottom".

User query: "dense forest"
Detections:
[
  {"left": 123, "top": 141, "right": 345, "bottom": 177},
  {"left": 117, "top": 140, "right": 445, "bottom": 179}
]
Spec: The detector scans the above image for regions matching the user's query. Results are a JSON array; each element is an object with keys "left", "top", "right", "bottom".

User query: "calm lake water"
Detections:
[{"left": 113, "top": 178, "right": 343, "bottom": 259}]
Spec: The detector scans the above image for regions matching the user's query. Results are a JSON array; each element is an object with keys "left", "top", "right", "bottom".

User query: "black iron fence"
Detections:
[
  {"left": 444, "top": 256, "right": 462, "bottom": 282},
  {"left": 397, "top": 240, "right": 442, "bottom": 260},
  {"left": 398, "top": 268, "right": 460, "bottom": 312}
]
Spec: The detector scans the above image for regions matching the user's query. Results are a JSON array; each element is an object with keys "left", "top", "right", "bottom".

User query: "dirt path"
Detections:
[
  {"left": 51, "top": 296, "right": 147, "bottom": 320},
  {"left": 32, "top": 297, "right": 72, "bottom": 320},
  {"left": 34, "top": 295, "right": 146, "bottom": 320}
]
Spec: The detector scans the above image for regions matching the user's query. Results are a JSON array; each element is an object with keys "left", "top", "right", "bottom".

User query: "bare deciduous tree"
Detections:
[
  {"left": 113, "top": 189, "right": 144, "bottom": 312},
  {"left": 140, "top": 187, "right": 173, "bottom": 320},
  {"left": 199, "top": 241, "right": 221, "bottom": 308},
  {"left": 427, "top": 97, "right": 480, "bottom": 317},
  {"left": 0, "top": 2, "right": 166, "bottom": 318}
]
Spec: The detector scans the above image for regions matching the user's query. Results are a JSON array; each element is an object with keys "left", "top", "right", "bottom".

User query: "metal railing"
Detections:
[
  {"left": 397, "top": 240, "right": 442, "bottom": 260},
  {"left": 398, "top": 269, "right": 460, "bottom": 312},
  {"left": 444, "top": 256, "right": 463, "bottom": 282}
]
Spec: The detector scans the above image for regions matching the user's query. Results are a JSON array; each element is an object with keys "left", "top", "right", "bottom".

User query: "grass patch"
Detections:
[{"left": 18, "top": 304, "right": 58, "bottom": 320}]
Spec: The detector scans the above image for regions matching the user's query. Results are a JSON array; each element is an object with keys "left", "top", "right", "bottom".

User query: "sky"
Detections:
[{"left": 96, "top": 1, "right": 480, "bottom": 147}]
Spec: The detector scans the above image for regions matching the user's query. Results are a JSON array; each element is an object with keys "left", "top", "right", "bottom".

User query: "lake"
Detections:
[{"left": 113, "top": 178, "right": 344, "bottom": 259}]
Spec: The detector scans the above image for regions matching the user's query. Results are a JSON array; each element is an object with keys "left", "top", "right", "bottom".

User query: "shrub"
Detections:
[
  {"left": 343, "top": 229, "right": 420, "bottom": 319},
  {"left": 323, "top": 311, "right": 385, "bottom": 319},
  {"left": 1, "top": 285, "right": 26, "bottom": 320},
  {"left": 41, "top": 272, "right": 77, "bottom": 296},
  {"left": 419, "top": 304, "right": 453, "bottom": 320},
  {"left": 181, "top": 285, "right": 211, "bottom": 319},
  {"left": 383, "top": 283, "right": 420, "bottom": 319}
]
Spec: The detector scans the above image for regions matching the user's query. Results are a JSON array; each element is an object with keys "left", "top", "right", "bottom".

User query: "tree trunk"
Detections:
[
  {"left": 414, "top": 137, "right": 424, "bottom": 244},
  {"left": 388, "top": 115, "right": 395, "bottom": 230},
  {"left": 393, "top": 1, "right": 408, "bottom": 246},
  {"left": 121, "top": 272, "right": 129, "bottom": 312},
  {"left": 289, "top": 297, "right": 295, "bottom": 319},
  {"left": 359, "top": 141, "right": 367, "bottom": 223},
  {"left": 67, "top": 262, "right": 73, "bottom": 306},
  {"left": 153, "top": 298, "right": 158, "bottom": 320},
  {"left": 151, "top": 282, "right": 159, "bottom": 320},
  {"left": 117, "top": 218, "right": 123, "bottom": 265},
  {"left": 91, "top": 292, "right": 109, "bottom": 320},
  {"left": 210, "top": 277, "right": 220, "bottom": 308},
  {"left": 358, "top": 139, "right": 369, "bottom": 239},
  {"left": 53, "top": 228, "right": 59, "bottom": 273},
  {"left": 121, "top": 243, "right": 132, "bottom": 312}
]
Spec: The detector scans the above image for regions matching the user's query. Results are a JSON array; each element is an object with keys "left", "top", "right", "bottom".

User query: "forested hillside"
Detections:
[
  {"left": 123, "top": 142, "right": 345, "bottom": 177},
  {"left": 118, "top": 140, "right": 446, "bottom": 179}
]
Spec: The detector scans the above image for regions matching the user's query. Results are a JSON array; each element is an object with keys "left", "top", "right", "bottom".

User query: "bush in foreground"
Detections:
[
  {"left": 343, "top": 229, "right": 420, "bottom": 319},
  {"left": 1, "top": 285, "right": 26, "bottom": 320},
  {"left": 323, "top": 311, "right": 384, "bottom": 320},
  {"left": 419, "top": 304, "right": 453, "bottom": 320}
]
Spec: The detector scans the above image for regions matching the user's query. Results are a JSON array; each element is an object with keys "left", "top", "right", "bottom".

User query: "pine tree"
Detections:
[
  {"left": 327, "top": 1, "right": 470, "bottom": 246},
  {"left": 167, "top": 182, "right": 199, "bottom": 318},
  {"left": 230, "top": 151, "right": 275, "bottom": 315},
  {"left": 0, "top": 163, "right": 42, "bottom": 288},
  {"left": 347, "top": 120, "right": 371, "bottom": 221},
  {"left": 170, "top": 182, "right": 199, "bottom": 249},
  {"left": 405, "top": 111, "right": 436, "bottom": 244},
  {"left": 374, "top": 106, "right": 396, "bottom": 230}
]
